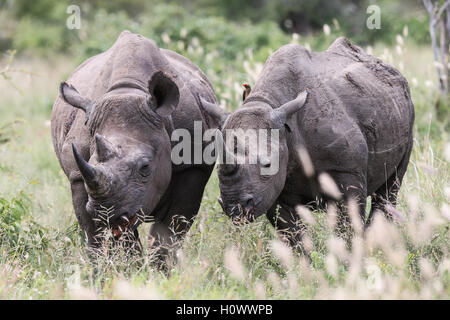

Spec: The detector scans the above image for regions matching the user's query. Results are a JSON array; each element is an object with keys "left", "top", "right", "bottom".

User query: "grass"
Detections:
[{"left": 0, "top": 31, "right": 449, "bottom": 299}]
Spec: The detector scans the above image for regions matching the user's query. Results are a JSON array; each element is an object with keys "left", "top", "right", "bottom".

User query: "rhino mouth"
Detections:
[
  {"left": 218, "top": 197, "right": 259, "bottom": 225},
  {"left": 110, "top": 214, "right": 139, "bottom": 240},
  {"left": 230, "top": 207, "right": 256, "bottom": 225}
]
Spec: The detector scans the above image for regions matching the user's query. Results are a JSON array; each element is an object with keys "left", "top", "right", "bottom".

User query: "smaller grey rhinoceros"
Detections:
[
  {"left": 51, "top": 31, "right": 223, "bottom": 258},
  {"left": 206, "top": 37, "right": 414, "bottom": 248}
]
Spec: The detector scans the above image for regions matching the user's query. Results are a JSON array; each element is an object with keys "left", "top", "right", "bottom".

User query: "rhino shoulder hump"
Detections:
[
  {"left": 327, "top": 37, "right": 363, "bottom": 55},
  {"left": 272, "top": 43, "right": 312, "bottom": 60},
  {"left": 113, "top": 30, "right": 159, "bottom": 52}
]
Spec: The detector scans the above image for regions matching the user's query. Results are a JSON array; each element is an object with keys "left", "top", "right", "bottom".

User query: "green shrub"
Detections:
[{"left": 0, "top": 188, "right": 49, "bottom": 254}]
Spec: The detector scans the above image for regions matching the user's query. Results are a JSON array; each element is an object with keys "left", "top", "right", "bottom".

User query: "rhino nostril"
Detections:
[
  {"left": 242, "top": 196, "right": 254, "bottom": 212},
  {"left": 110, "top": 211, "right": 129, "bottom": 225},
  {"left": 260, "top": 156, "right": 271, "bottom": 168},
  {"left": 218, "top": 197, "right": 226, "bottom": 211}
]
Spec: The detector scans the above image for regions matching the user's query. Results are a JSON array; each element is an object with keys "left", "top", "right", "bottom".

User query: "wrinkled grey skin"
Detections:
[
  {"left": 214, "top": 38, "right": 414, "bottom": 247},
  {"left": 51, "top": 31, "right": 221, "bottom": 258}
]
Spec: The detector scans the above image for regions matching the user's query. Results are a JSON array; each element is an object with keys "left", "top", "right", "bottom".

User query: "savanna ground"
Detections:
[{"left": 0, "top": 1, "right": 449, "bottom": 299}]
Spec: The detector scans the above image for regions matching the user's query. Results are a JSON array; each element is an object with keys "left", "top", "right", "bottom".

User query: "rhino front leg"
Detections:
[
  {"left": 148, "top": 166, "right": 213, "bottom": 269},
  {"left": 266, "top": 200, "right": 308, "bottom": 255},
  {"left": 69, "top": 179, "right": 100, "bottom": 250}
]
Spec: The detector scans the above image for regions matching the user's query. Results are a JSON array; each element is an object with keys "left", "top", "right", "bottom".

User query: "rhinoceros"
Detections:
[
  {"left": 51, "top": 31, "right": 222, "bottom": 257},
  {"left": 208, "top": 37, "right": 414, "bottom": 247}
]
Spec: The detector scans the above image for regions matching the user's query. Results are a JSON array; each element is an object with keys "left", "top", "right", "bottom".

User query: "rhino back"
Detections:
[
  {"left": 322, "top": 37, "right": 414, "bottom": 149},
  {"left": 247, "top": 37, "right": 414, "bottom": 193},
  {"left": 52, "top": 31, "right": 216, "bottom": 160}
]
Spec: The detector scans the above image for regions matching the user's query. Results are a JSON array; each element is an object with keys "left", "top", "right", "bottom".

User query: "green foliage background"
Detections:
[
  {"left": 0, "top": 0, "right": 431, "bottom": 53},
  {"left": 0, "top": 0, "right": 448, "bottom": 300}
]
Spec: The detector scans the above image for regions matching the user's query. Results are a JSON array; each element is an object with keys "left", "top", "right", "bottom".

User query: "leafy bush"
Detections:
[
  {"left": 0, "top": 121, "right": 20, "bottom": 145},
  {"left": 0, "top": 189, "right": 49, "bottom": 254}
]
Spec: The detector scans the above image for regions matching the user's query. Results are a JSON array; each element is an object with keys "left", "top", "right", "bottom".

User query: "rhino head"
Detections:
[
  {"left": 60, "top": 71, "right": 179, "bottom": 236},
  {"left": 211, "top": 91, "right": 308, "bottom": 223}
]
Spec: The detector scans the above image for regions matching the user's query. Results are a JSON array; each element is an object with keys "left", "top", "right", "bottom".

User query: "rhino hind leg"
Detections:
[
  {"left": 367, "top": 140, "right": 413, "bottom": 225},
  {"left": 323, "top": 170, "right": 369, "bottom": 244},
  {"left": 327, "top": 170, "right": 368, "bottom": 216},
  {"left": 148, "top": 166, "right": 213, "bottom": 270}
]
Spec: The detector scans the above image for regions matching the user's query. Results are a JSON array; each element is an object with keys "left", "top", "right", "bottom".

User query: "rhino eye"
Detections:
[
  {"left": 284, "top": 123, "right": 292, "bottom": 132},
  {"left": 138, "top": 158, "right": 151, "bottom": 177},
  {"left": 221, "top": 164, "right": 238, "bottom": 176}
]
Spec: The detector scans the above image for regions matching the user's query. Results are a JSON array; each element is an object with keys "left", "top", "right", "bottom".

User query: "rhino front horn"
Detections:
[{"left": 72, "top": 143, "right": 99, "bottom": 189}]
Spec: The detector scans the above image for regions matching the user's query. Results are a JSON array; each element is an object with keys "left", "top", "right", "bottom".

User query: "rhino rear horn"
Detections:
[
  {"left": 148, "top": 71, "right": 180, "bottom": 117},
  {"left": 72, "top": 143, "right": 99, "bottom": 190},
  {"left": 59, "top": 82, "right": 94, "bottom": 124},
  {"left": 95, "top": 134, "right": 117, "bottom": 162}
]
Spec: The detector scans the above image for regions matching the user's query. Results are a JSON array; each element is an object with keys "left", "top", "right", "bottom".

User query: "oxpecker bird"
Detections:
[{"left": 242, "top": 83, "right": 251, "bottom": 101}]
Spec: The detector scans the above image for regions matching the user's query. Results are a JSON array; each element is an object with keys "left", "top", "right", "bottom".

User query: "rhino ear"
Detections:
[
  {"left": 271, "top": 91, "right": 308, "bottom": 127},
  {"left": 194, "top": 93, "right": 229, "bottom": 129},
  {"left": 59, "top": 82, "right": 94, "bottom": 124},
  {"left": 148, "top": 71, "right": 180, "bottom": 117},
  {"left": 59, "top": 82, "right": 93, "bottom": 113}
]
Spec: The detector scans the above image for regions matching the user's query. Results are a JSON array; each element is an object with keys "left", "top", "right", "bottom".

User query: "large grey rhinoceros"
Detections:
[
  {"left": 51, "top": 31, "right": 222, "bottom": 257},
  {"left": 207, "top": 37, "right": 414, "bottom": 247}
]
